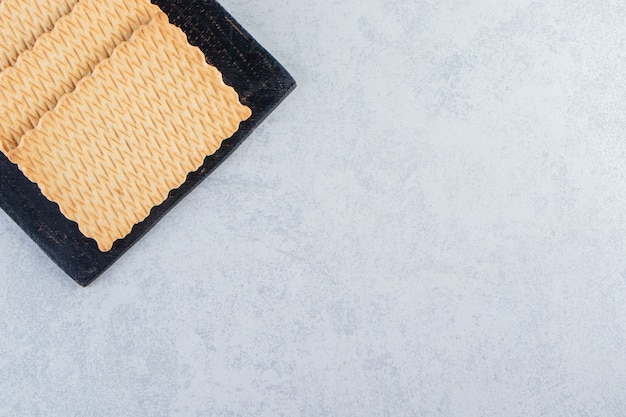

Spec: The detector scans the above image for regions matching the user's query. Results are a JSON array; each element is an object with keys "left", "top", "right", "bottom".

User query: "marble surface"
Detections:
[{"left": 1, "top": 0, "right": 626, "bottom": 415}]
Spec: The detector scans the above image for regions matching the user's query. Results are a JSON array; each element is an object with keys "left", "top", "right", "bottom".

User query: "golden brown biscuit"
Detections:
[
  {"left": 0, "top": 0, "right": 159, "bottom": 154},
  {"left": 10, "top": 13, "right": 252, "bottom": 252},
  {"left": 0, "top": 0, "right": 79, "bottom": 72}
]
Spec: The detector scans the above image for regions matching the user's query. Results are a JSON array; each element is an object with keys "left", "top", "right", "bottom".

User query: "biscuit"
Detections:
[
  {"left": 10, "top": 13, "right": 252, "bottom": 252},
  {"left": 0, "top": 0, "right": 79, "bottom": 72},
  {"left": 0, "top": 0, "right": 159, "bottom": 154}
]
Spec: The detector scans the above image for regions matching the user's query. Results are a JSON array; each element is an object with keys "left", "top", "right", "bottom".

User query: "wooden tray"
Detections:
[{"left": 0, "top": 0, "right": 296, "bottom": 286}]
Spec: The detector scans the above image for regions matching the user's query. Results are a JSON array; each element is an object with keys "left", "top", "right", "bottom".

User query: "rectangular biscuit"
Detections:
[
  {"left": 9, "top": 12, "right": 252, "bottom": 252},
  {"left": 0, "top": 0, "right": 159, "bottom": 154},
  {"left": 0, "top": 0, "right": 79, "bottom": 72}
]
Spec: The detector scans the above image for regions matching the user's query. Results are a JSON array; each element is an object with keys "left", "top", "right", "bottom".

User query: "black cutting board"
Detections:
[{"left": 0, "top": 0, "right": 296, "bottom": 286}]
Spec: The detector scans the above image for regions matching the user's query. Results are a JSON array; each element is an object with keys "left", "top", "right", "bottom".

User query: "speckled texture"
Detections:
[{"left": 1, "top": 0, "right": 626, "bottom": 415}]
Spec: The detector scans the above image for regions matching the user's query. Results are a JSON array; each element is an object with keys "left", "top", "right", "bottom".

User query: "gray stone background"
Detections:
[{"left": 1, "top": 0, "right": 625, "bottom": 415}]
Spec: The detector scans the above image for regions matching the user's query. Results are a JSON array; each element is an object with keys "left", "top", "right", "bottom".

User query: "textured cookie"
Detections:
[
  {"left": 0, "top": 0, "right": 79, "bottom": 72},
  {"left": 10, "top": 13, "right": 252, "bottom": 252},
  {"left": 0, "top": 0, "right": 159, "bottom": 154}
]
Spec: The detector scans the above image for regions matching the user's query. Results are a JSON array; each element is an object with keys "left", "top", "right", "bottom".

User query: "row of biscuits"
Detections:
[{"left": 0, "top": 0, "right": 252, "bottom": 251}]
